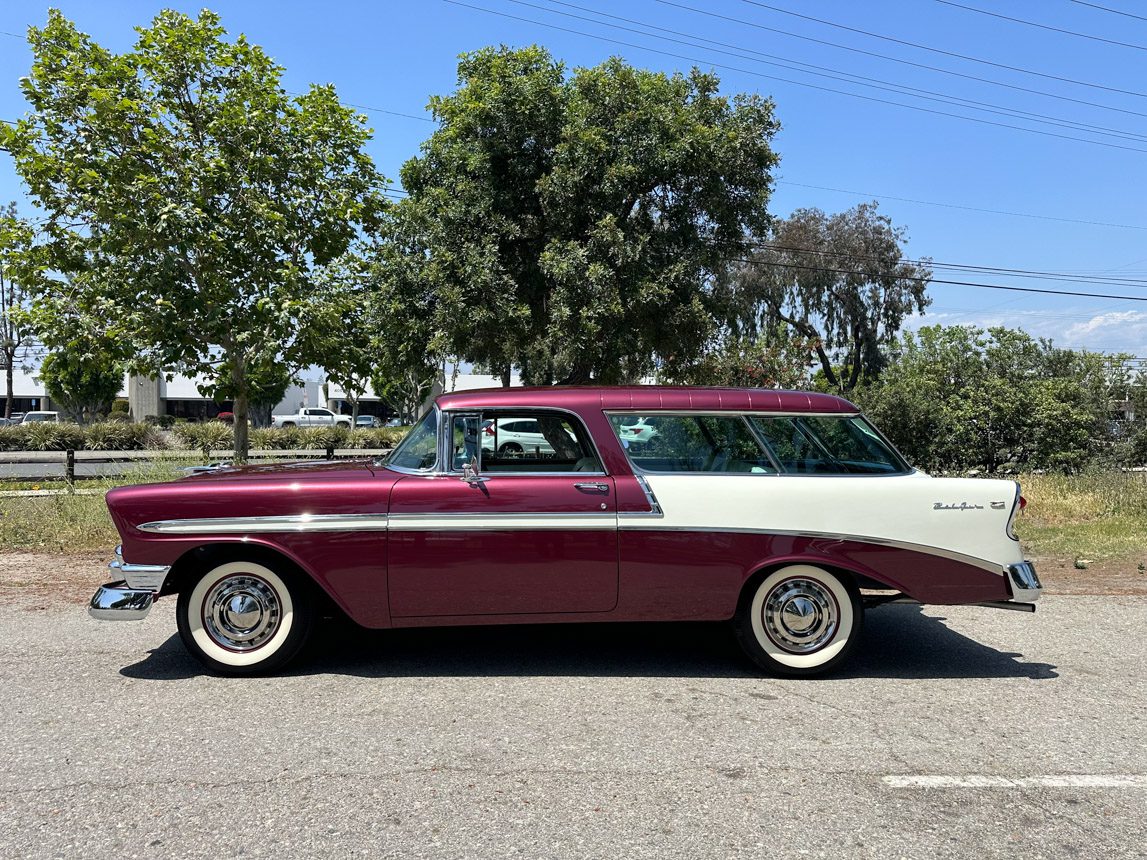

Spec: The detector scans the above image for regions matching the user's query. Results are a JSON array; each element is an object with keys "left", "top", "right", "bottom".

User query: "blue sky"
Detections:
[{"left": 3, "top": 0, "right": 1147, "bottom": 356}]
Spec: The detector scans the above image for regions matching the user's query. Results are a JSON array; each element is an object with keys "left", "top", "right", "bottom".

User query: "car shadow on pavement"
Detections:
[{"left": 119, "top": 604, "right": 1056, "bottom": 681}]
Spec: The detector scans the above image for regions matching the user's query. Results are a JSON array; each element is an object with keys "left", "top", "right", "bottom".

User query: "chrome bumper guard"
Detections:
[
  {"left": 108, "top": 544, "right": 170, "bottom": 592},
  {"left": 89, "top": 546, "right": 170, "bottom": 621},
  {"left": 89, "top": 581, "right": 154, "bottom": 620},
  {"left": 1005, "top": 560, "right": 1042, "bottom": 605}
]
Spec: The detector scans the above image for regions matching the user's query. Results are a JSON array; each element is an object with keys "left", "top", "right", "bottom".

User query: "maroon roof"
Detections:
[{"left": 434, "top": 386, "right": 858, "bottom": 413}]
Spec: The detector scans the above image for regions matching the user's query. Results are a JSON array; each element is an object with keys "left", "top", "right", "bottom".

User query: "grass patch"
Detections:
[
  {"left": 1015, "top": 470, "right": 1147, "bottom": 561},
  {"left": 0, "top": 459, "right": 198, "bottom": 552}
]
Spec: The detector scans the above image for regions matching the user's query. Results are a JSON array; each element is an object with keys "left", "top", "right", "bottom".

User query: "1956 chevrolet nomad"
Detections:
[{"left": 90, "top": 386, "right": 1041, "bottom": 676}]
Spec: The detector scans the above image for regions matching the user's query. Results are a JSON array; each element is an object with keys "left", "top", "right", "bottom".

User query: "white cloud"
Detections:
[{"left": 905, "top": 307, "right": 1147, "bottom": 356}]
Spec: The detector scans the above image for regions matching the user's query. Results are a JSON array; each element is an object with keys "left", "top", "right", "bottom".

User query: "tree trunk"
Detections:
[
  {"left": 501, "top": 364, "right": 511, "bottom": 387},
  {"left": 4, "top": 360, "right": 12, "bottom": 419},
  {"left": 231, "top": 354, "right": 249, "bottom": 463}
]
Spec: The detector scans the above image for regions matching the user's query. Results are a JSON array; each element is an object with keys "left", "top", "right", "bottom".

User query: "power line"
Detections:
[
  {"left": 740, "top": 241, "right": 1147, "bottom": 289},
  {"left": 739, "top": 0, "right": 1147, "bottom": 100},
  {"left": 734, "top": 257, "right": 1147, "bottom": 302},
  {"left": 443, "top": 0, "right": 1147, "bottom": 154},
  {"left": 934, "top": 0, "right": 1147, "bottom": 51},
  {"left": 522, "top": 0, "right": 1147, "bottom": 143},
  {"left": 655, "top": 0, "right": 1147, "bottom": 120},
  {"left": 775, "top": 180, "right": 1147, "bottom": 231},
  {"left": 1070, "top": 0, "right": 1147, "bottom": 24}
]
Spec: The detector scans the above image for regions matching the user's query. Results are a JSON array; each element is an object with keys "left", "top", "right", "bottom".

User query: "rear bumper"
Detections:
[
  {"left": 1006, "top": 560, "right": 1042, "bottom": 603},
  {"left": 89, "top": 581, "right": 154, "bottom": 620}
]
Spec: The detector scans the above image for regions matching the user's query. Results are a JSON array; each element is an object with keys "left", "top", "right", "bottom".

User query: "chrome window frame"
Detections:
[
  {"left": 440, "top": 406, "right": 609, "bottom": 478},
  {"left": 604, "top": 409, "right": 914, "bottom": 478}
]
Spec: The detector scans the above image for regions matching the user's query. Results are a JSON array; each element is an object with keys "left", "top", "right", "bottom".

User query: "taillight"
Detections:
[{"left": 1006, "top": 484, "right": 1023, "bottom": 540}]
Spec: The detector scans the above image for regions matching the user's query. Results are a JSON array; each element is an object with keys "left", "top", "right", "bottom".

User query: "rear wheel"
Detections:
[
  {"left": 176, "top": 558, "right": 314, "bottom": 675},
  {"left": 498, "top": 441, "right": 523, "bottom": 456},
  {"left": 734, "top": 564, "right": 862, "bottom": 677},
  {"left": 280, "top": 422, "right": 295, "bottom": 429}
]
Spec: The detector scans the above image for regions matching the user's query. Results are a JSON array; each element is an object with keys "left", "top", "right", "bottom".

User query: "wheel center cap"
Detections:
[
  {"left": 225, "top": 593, "right": 262, "bottom": 630},
  {"left": 782, "top": 596, "right": 818, "bottom": 633}
]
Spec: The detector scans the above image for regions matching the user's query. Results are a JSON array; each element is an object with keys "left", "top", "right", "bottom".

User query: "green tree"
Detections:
[
  {"left": 2, "top": 10, "right": 386, "bottom": 460},
  {"left": 401, "top": 45, "right": 779, "bottom": 384},
  {"left": 856, "top": 325, "right": 1122, "bottom": 472},
  {"left": 38, "top": 344, "right": 124, "bottom": 423},
  {"left": 667, "top": 325, "right": 819, "bottom": 389},
  {"left": 734, "top": 203, "right": 932, "bottom": 392},
  {"left": 0, "top": 205, "right": 39, "bottom": 419}
]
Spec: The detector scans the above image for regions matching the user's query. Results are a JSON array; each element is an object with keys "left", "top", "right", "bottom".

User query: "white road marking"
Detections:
[{"left": 884, "top": 775, "right": 1147, "bottom": 788}]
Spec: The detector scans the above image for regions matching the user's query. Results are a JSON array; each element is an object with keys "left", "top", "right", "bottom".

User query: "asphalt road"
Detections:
[{"left": 2, "top": 596, "right": 1144, "bottom": 859}]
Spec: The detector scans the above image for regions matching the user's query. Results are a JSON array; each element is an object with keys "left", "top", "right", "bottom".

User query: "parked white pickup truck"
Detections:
[{"left": 271, "top": 408, "right": 352, "bottom": 429}]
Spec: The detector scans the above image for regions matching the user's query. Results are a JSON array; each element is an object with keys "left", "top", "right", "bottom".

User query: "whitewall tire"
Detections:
[
  {"left": 176, "top": 559, "right": 314, "bottom": 675},
  {"left": 734, "top": 564, "right": 862, "bottom": 677}
]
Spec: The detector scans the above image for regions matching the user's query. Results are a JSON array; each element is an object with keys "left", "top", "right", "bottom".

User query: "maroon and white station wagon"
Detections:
[{"left": 90, "top": 386, "right": 1042, "bottom": 676}]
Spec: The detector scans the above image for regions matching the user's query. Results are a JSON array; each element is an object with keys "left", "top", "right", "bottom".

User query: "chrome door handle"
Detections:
[{"left": 574, "top": 482, "right": 609, "bottom": 493}]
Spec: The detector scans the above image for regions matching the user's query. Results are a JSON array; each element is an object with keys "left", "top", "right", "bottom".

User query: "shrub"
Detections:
[
  {"left": 300, "top": 426, "right": 350, "bottom": 450},
  {"left": 346, "top": 427, "right": 405, "bottom": 449},
  {"left": 84, "top": 422, "right": 167, "bottom": 451},
  {"left": 158, "top": 415, "right": 176, "bottom": 429},
  {"left": 5, "top": 422, "right": 86, "bottom": 451},
  {"left": 110, "top": 399, "right": 129, "bottom": 414},
  {"left": 106, "top": 412, "right": 132, "bottom": 423},
  {"left": 173, "top": 422, "right": 233, "bottom": 454}
]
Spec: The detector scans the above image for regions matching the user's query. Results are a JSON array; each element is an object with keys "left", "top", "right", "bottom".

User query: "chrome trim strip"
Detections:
[
  {"left": 615, "top": 522, "right": 1007, "bottom": 575},
  {"left": 89, "top": 582, "right": 153, "bottom": 621},
  {"left": 137, "top": 513, "right": 389, "bottom": 534},
  {"left": 387, "top": 511, "right": 617, "bottom": 531}
]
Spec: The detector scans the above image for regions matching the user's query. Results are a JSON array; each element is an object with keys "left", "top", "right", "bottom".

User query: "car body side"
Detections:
[{"left": 104, "top": 386, "right": 1031, "bottom": 631}]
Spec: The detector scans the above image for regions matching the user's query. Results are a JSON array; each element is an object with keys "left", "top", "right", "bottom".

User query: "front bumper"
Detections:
[
  {"left": 88, "top": 546, "right": 170, "bottom": 621},
  {"left": 89, "top": 581, "right": 154, "bottom": 620}
]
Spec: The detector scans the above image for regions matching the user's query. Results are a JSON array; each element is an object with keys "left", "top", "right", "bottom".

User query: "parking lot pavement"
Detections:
[{"left": 1, "top": 596, "right": 1144, "bottom": 859}]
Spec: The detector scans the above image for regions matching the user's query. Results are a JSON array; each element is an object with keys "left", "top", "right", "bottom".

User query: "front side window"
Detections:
[
  {"left": 608, "top": 414, "right": 777, "bottom": 474},
  {"left": 384, "top": 408, "right": 439, "bottom": 471},
  {"left": 750, "top": 415, "right": 908, "bottom": 474},
  {"left": 452, "top": 411, "right": 601, "bottom": 473}
]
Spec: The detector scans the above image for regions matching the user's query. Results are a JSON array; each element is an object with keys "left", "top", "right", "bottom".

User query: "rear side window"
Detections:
[
  {"left": 608, "top": 414, "right": 777, "bottom": 474},
  {"left": 750, "top": 416, "right": 907, "bottom": 474}
]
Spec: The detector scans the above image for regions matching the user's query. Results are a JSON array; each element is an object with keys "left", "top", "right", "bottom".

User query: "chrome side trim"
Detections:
[
  {"left": 387, "top": 512, "right": 617, "bottom": 531},
  {"left": 89, "top": 582, "right": 154, "bottom": 620},
  {"left": 615, "top": 522, "right": 1008, "bottom": 575},
  {"left": 137, "top": 513, "right": 389, "bottom": 534}
]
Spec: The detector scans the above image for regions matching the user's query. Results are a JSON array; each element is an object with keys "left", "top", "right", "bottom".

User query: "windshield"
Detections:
[{"left": 384, "top": 408, "right": 439, "bottom": 471}]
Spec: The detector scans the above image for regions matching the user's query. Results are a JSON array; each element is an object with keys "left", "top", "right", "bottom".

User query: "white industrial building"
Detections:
[{"left": 5, "top": 364, "right": 519, "bottom": 421}]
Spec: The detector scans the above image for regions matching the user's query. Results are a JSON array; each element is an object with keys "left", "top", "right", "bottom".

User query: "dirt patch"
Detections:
[
  {"left": 0, "top": 550, "right": 110, "bottom": 609},
  {"left": 1030, "top": 554, "right": 1147, "bottom": 596},
  {"left": 2, "top": 549, "right": 1145, "bottom": 611}
]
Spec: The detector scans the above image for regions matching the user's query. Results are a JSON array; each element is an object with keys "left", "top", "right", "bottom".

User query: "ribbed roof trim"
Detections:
[{"left": 435, "top": 386, "right": 857, "bottom": 414}]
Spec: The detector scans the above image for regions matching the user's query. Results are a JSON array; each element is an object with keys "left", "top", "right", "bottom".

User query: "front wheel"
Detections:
[
  {"left": 734, "top": 564, "right": 862, "bottom": 677},
  {"left": 176, "top": 558, "right": 314, "bottom": 675}
]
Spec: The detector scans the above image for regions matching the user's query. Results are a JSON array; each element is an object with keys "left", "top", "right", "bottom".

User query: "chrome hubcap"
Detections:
[
  {"left": 203, "top": 575, "right": 281, "bottom": 651},
  {"left": 762, "top": 578, "right": 838, "bottom": 653}
]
